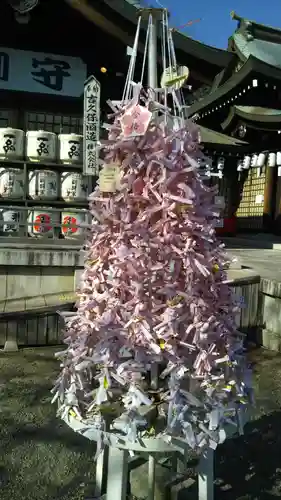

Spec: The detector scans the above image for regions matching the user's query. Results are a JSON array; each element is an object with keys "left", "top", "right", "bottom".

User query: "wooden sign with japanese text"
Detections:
[
  {"left": 0, "top": 47, "right": 86, "bottom": 96},
  {"left": 83, "top": 75, "right": 101, "bottom": 176}
]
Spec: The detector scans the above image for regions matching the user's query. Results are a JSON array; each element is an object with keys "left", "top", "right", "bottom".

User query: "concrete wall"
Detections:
[
  {"left": 0, "top": 243, "right": 84, "bottom": 314},
  {"left": 3, "top": 241, "right": 281, "bottom": 354},
  {"left": 259, "top": 278, "right": 281, "bottom": 351}
]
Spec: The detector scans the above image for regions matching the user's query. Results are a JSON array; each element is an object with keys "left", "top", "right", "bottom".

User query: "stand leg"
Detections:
[
  {"left": 95, "top": 446, "right": 109, "bottom": 497},
  {"left": 197, "top": 448, "right": 214, "bottom": 500},
  {"left": 106, "top": 447, "right": 129, "bottom": 500},
  {"left": 150, "top": 363, "right": 159, "bottom": 390},
  {"left": 147, "top": 455, "right": 156, "bottom": 500}
]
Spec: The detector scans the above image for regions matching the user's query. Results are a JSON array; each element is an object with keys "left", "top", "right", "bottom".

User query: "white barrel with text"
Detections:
[
  {"left": 28, "top": 207, "right": 59, "bottom": 238},
  {"left": 26, "top": 130, "right": 57, "bottom": 163},
  {"left": 0, "top": 209, "right": 23, "bottom": 236},
  {"left": 60, "top": 171, "right": 89, "bottom": 202},
  {"left": 61, "top": 209, "right": 88, "bottom": 239},
  {"left": 0, "top": 167, "right": 24, "bottom": 198},
  {"left": 28, "top": 169, "right": 58, "bottom": 200},
  {"left": 0, "top": 128, "right": 24, "bottom": 160},
  {"left": 58, "top": 134, "right": 83, "bottom": 164}
]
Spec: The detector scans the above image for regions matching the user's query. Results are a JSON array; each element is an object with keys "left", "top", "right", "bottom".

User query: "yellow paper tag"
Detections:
[
  {"left": 103, "top": 376, "right": 109, "bottom": 389},
  {"left": 175, "top": 203, "right": 188, "bottom": 214},
  {"left": 99, "top": 164, "right": 121, "bottom": 193},
  {"left": 212, "top": 264, "right": 220, "bottom": 273},
  {"left": 87, "top": 258, "right": 99, "bottom": 266},
  {"left": 167, "top": 295, "right": 183, "bottom": 307},
  {"left": 159, "top": 339, "right": 165, "bottom": 350},
  {"left": 224, "top": 385, "right": 232, "bottom": 392},
  {"left": 239, "top": 397, "right": 247, "bottom": 405},
  {"left": 69, "top": 409, "right": 76, "bottom": 418},
  {"left": 134, "top": 316, "right": 144, "bottom": 322}
]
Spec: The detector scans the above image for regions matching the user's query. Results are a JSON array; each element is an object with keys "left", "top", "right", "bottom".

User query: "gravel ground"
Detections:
[{"left": 0, "top": 346, "right": 280, "bottom": 500}]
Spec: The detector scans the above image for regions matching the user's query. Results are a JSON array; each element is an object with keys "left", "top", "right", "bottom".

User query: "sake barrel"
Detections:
[
  {"left": 26, "top": 130, "right": 57, "bottom": 163},
  {"left": 0, "top": 128, "right": 24, "bottom": 160},
  {"left": 28, "top": 169, "right": 58, "bottom": 200},
  {"left": 28, "top": 207, "right": 59, "bottom": 238},
  {"left": 58, "top": 134, "right": 83, "bottom": 164},
  {"left": 60, "top": 171, "right": 89, "bottom": 202},
  {"left": 0, "top": 167, "right": 24, "bottom": 198},
  {"left": 61, "top": 209, "right": 88, "bottom": 239},
  {"left": 0, "top": 208, "right": 23, "bottom": 236}
]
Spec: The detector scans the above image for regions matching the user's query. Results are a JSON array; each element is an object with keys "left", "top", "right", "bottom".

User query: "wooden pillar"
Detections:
[
  {"left": 225, "top": 157, "right": 239, "bottom": 218},
  {"left": 263, "top": 164, "right": 276, "bottom": 232},
  {"left": 274, "top": 169, "right": 281, "bottom": 233}
]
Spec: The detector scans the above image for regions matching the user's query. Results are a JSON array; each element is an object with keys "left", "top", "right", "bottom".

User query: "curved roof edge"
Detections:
[
  {"left": 101, "top": 0, "right": 233, "bottom": 67},
  {"left": 199, "top": 125, "right": 248, "bottom": 146},
  {"left": 188, "top": 55, "right": 281, "bottom": 117},
  {"left": 222, "top": 106, "right": 281, "bottom": 130},
  {"left": 231, "top": 11, "right": 281, "bottom": 37}
]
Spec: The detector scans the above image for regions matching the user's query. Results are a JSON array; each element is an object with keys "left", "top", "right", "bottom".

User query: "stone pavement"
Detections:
[
  {"left": 222, "top": 234, "right": 281, "bottom": 283},
  {"left": 227, "top": 248, "right": 281, "bottom": 282}
]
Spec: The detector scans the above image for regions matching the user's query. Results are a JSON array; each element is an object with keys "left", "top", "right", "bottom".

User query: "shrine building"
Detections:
[
  {"left": 188, "top": 12, "right": 281, "bottom": 235},
  {"left": 0, "top": 1, "right": 265, "bottom": 241}
]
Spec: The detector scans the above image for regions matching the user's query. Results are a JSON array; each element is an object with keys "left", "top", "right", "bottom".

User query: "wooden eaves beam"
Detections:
[{"left": 65, "top": 0, "right": 211, "bottom": 85}]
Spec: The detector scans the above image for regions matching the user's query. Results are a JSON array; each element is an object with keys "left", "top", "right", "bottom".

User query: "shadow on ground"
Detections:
[
  {"left": 1, "top": 347, "right": 281, "bottom": 500},
  {"left": 0, "top": 347, "right": 97, "bottom": 500},
  {"left": 214, "top": 411, "right": 281, "bottom": 499}
]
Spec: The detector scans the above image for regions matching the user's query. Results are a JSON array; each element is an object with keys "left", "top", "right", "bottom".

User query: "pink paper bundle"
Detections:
[{"left": 53, "top": 90, "right": 252, "bottom": 452}]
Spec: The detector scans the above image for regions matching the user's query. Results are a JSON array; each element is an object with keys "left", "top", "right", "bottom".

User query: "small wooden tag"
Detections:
[{"left": 99, "top": 164, "right": 121, "bottom": 192}]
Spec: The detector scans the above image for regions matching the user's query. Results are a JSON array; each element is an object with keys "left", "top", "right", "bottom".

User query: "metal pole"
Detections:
[{"left": 148, "top": 13, "right": 158, "bottom": 89}]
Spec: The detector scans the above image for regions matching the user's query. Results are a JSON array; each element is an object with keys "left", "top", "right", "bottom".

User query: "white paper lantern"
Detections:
[
  {"left": 277, "top": 152, "right": 281, "bottom": 166},
  {"left": 251, "top": 154, "right": 258, "bottom": 168},
  {"left": 237, "top": 160, "right": 243, "bottom": 172},
  {"left": 243, "top": 155, "right": 251, "bottom": 169},
  {"left": 28, "top": 170, "right": 58, "bottom": 200},
  {"left": 268, "top": 152, "right": 276, "bottom": 167},
  {"left": 257, "top": 152, "right": 266, "bottom": 167},
  {"left": 28, "top": 207, "right": 60, "bottom": 238},
  {"left": 26, "top": 130, "right": 57, "bottom": 163},
  {"left": 60, "top": 172, "right": 89, "bottom": 202},
  {"left": 0, "top": 208, "right": 23, "bottom": 236},
  {"left": 217, "top": 157, "right": 225, "bottom": 170},
  {"left": 0, "top": 167, "right": 24, "bottom": 198},
  {"left": 61, "top": 209, "right": 89, "bottom": 239},
  {"left": 58, "top": 134, "right": 83, "bottom": 164},
  {"left": 0, "top": 128, "right": 24, "bottom": 160}
]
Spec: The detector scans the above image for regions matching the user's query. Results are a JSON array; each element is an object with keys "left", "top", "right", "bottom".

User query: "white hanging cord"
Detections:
[
  {"left": 164, "top": 11, "right": 177, "bottom": 117},
  {"left": 167, "top": 26, "right": 186, "bottom": 122},
  {"left": 168, "top": 30, "right": 179, "bottom": 118},
  {"left": 165, "top": 10, "right": 173, "bottom": 78},
  {"left": 140, "top": 15, "right": 152, "bottom": 86},
  {"left": 122, "top": 15, "right": 142, "bottom": 104},
  {"left": 126, "top": 16, "right": 141, "bottom": 102},
  {"left": 161, "top": 9, "right": 168, "bottom": 121},
  {"left": 168, "top": 29, "right": 177, "bottom": 68}
]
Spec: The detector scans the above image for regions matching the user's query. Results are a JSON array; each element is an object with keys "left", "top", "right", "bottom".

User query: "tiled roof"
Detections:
[{"left": 234, "top": 32, "right": 281, "bottom": 68}]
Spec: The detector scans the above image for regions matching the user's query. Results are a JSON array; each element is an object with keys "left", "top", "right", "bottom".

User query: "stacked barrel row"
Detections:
[
  {"left": 0, "top": 206, "right": 90, "bottom": 239},
  {"left": 0, "top": 128, "right": 91, "bottom": 239}
]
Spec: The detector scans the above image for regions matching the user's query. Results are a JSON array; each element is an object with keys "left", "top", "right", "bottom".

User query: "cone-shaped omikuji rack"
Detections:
[{"left": 52, "top": 8, "right": 252, "bottom": 500}]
